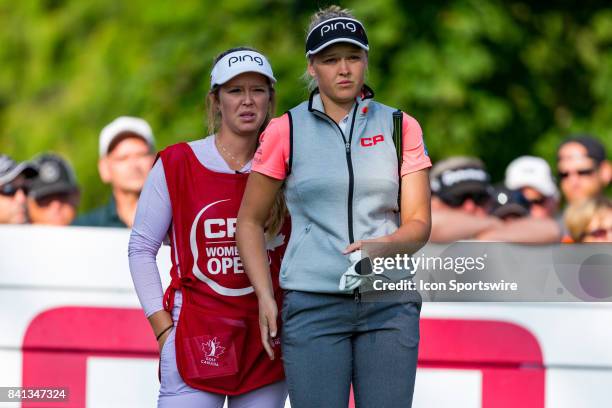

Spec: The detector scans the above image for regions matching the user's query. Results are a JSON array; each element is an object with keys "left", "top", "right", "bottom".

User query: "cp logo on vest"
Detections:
[{"left": 361, "top": 134, "right": 384, "bottom": 147}]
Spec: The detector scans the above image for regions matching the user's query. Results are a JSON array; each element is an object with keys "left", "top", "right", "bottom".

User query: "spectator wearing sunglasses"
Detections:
[
  {"left": 557, "top": 135, "right": 611, "bottom": 206},
  {"left": 430, "top": 157, "right": 500, "bottom": 242},
  {"left": 505, "top": 156, "right": 560, "bottom": 219},
  {"left": 431, "top": 157, "right": 561, "bottom": 243},
  {"left": 0, "top": 154, "right": 38, "bottom": 224},
  {"left": 565, "top": 196, "right": 612, "bottom": 243},
  {"left": 27, "top": 154, "right": 80, "bottom": 226}
]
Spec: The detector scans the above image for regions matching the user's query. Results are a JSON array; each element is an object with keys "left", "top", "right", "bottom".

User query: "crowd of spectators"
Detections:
[
  {"left": 429, "top": 135, "right": 611, "bottom": 243},
  {"left": 1, "top": 123, "right": 610, "bottom": 243},
  {"left": 1, "top": 116, "right": 155, "bottom": 228}
]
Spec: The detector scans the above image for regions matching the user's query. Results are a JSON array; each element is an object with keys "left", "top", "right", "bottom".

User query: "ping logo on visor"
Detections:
[
  {"left": 210, "top": 50, "right": 276, "bottom": 89},
  {"left": 321, "top": 20, "right": 357, "bottom": 36},
  {"left": 305, "top": 17, "right": 369, "bottom": 56},
  {"left": 228, "top": 54, "right": 264, "bottom": 67}
]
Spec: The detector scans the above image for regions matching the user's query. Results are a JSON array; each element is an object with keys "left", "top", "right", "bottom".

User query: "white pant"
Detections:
[{"left": 158, "top": 292, "right": 288, "bottom": 408}]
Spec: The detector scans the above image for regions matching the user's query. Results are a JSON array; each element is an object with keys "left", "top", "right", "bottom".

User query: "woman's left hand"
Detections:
[
  {"left": 257, "top": 295, "right": 279, "bottom": 360},
  {"left": 343, "top": 240, "right": 364, "bottom": 254}
]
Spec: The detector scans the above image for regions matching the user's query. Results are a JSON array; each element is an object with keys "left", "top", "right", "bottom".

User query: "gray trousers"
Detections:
[{"left": 281, "top": 290, "right": 421, "bottom": 408}]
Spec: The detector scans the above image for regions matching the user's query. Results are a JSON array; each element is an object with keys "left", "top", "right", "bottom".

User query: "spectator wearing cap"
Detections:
[
  {"left": 27, "top": 154, "right": 80, "bottom": 226},
  {"left": 431, "top": 156, "right": 561, "bottom": 243},
  {"left": 488, "top": 186, "right": 532, "bottom": 221},
  {"left": 430, "top": 157, "right": 501, "bottom": 242},
  {"left": 557, "top": 135, "right": 611, "bottom": 206},
  {"left": 505, "top": 156, "right": 559, "bottom": 219},
  {"left": 0, "top": 155, "right": 38, "bottom": 224},
  {"left": 73, "top": 116, "right": 155, "bottom": 228}
]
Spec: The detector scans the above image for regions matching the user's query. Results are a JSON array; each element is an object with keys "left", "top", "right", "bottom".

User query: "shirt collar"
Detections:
[{"left": 106, "top": 196, "right": 125, "bottom": 224}]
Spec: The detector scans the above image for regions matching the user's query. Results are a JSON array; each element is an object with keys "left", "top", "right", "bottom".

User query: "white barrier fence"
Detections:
[{"left": 1, "top": 225, "right": 612, "bottom": 407}]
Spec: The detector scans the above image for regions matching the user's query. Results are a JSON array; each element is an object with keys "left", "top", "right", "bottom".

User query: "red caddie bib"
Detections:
[{"left": 160, "top": 142, "right": 287, "bottom": 395}]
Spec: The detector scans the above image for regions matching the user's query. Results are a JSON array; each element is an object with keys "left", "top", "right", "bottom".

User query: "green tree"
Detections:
[{"left": 1, "top": 0, "right": 611, "bottom": 211}]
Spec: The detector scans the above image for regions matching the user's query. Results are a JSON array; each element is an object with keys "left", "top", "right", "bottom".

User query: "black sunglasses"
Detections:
[
  {"left": 526, "top": 197, "right": 547, "bottom": 206},
  {"left": 581, "top": 227, "right": 612, "bottom": 240},
  {"left": 558, "top": 168, "right": 596, "bottom": 179},
  {"left": 0, "top": 183, "right": 29, "bottom": 197},
  {"left": 444, "top": 192, "right": 491, "bottom": 208}
]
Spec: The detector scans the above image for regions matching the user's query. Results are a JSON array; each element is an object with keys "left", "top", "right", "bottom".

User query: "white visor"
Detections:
[{"left": 210, "top": 50, "right": 276, "bottom": 89}]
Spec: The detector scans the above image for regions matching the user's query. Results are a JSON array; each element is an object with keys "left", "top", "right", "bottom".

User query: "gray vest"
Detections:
[{"left": 281, "top": 87, "right": 401, "bottom": 293}]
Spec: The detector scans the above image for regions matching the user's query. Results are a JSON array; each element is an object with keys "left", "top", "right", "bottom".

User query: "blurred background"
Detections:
[
  {"left": 2, "top": 3, "right": 612, "bottom": 406},
  {"left": 2, "top": 0, "right": 611, "bottom": 212}
]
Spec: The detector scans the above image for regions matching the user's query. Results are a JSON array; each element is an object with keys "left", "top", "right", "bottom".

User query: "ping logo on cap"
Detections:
[
  {"left": 305, "top": 17, "right": 369, "bottom": 56},
  {"left": 228, "top": 53, "right": 264, "bottom": 67},
  {"left": 320, "top": 20, "right": 357, "bottom": 36}
]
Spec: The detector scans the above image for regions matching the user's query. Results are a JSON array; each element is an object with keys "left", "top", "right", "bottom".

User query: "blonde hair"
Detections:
[
  {"left": 565, "top": 196, "right": 612, "bottom": 241},
  {"left": 265, "top": 188, "right": 288, "bottom": 241},
  {"left": 307, "top": 5, "right": 356, "bottom": 34}
]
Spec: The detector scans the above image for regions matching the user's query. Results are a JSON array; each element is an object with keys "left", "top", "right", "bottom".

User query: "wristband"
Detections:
[{"left": 156, "top": 324, "right": 173, "bottom": 341}]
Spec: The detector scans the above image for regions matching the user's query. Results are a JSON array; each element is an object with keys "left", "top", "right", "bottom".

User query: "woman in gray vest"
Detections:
[{"left": 237, "top": 5, "right": 432, "bottom": 407}]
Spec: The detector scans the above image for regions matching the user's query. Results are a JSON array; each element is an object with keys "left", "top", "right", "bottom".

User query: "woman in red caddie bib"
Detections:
[{"left": 128, "top": 47, "right": 289, "bottom": 407}]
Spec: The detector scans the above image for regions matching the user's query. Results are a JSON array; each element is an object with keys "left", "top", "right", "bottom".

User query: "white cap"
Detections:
[
  {"left": 505, "top": 156, "right": 558, "bottom": 198},
  {"left": 0, "top": 154, "right": 37, "bottom": 185},
  {"left": 99, "top": 116, "right": 155, "bottom": 157},
  {"left": 210, "top": 50, "right": 276, "bottom": 89}
]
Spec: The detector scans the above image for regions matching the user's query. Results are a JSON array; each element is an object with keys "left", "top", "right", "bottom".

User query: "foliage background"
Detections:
[{"left": 1, "top": 0, "right": 611, "bottom": 211}]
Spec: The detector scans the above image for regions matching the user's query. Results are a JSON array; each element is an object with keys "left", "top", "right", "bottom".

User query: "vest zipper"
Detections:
[
  {"left": 312, "top": 104, "right": 360, "bottom": 299},
  {"left": 344, "top": 107, "right": 359, "bottom": 301},
  {"left": 311, "top": 103, "right": 360, "bottom": 244},
  {"left": 345, "top": 104, "right": 359, "bottom": 244}
]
